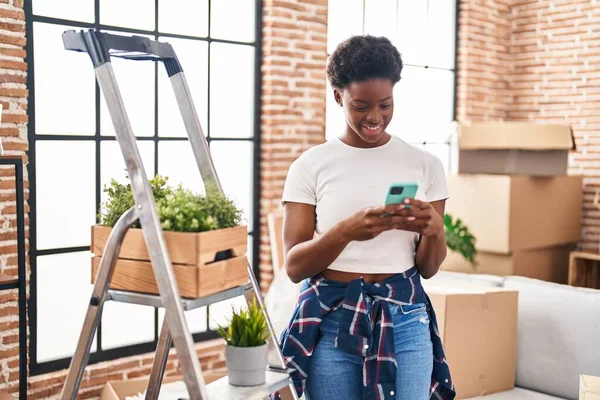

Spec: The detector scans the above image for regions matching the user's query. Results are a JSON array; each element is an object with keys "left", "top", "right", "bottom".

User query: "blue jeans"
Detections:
[{"left": 305, "top": 300, "right": 434, "bottom": 400}]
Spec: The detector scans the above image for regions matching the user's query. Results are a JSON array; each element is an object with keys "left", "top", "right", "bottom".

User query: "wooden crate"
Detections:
[
  {"left": 568, "top": 251, "right": 600, "bottom": 289},
  {"left": 91, "top": 225, "right": 249, "bottom": 298},
  {"left": 92, "top": 225, "right": 248, "bottom": 265}
]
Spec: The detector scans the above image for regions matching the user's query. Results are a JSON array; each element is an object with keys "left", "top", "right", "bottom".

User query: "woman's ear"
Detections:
[{"left": 333, "top": 89, "right": 343, "bottom": 107}]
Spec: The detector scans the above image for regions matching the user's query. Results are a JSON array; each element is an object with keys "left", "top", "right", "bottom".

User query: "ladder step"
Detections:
[
  {"left": 204, "top": 369, "right": 294, "bottom": 400},
  {"left": 106, "top": 282, "right": 252, "bottom": 310}
]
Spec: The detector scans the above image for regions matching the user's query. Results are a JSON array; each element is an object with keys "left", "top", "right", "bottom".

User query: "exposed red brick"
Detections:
[
  {"left": 1, "top": 113, "right": 27, "bottom": 123},
  {"left": 0, "top": 21, "right": 25, "bottom": 33},
  {"left": 0, "top": 8, "right": 24, "bottom": 20},
  {"left": 0, "top": 87, "right": 27, "bottom": 97},
  {"left": 1, "top": 141, "right": 27, "bottom": 151},
  {"left": 0, "top": 47, "right": 25, "bottom": 58},
  {"left": 0, "top": 346, "right": 19, "bottom": 358},
  {"left": 0, "top": 127, "right": 19, "bottom": 136}
]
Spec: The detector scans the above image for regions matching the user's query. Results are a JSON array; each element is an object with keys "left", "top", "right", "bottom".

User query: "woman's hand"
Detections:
[
  {"left": 338, "top": 205, "right": 400, "bottom": 242},
  {"left": 390, "top": 198, "right": 444, "bottom": 237}
]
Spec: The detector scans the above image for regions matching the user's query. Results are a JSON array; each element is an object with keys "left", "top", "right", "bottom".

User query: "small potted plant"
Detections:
[{"left": 216, "top": 299, "right": 270, "bottom": 387}]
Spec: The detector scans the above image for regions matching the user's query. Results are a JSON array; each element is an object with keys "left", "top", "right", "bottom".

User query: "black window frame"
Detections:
[{"left": 24, "top": 0, "right": 263, "bottom": 375}]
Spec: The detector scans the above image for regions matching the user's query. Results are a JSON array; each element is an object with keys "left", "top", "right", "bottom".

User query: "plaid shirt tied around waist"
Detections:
[{"left": 274, "top": 266, "right": 456, "bottom": 400}]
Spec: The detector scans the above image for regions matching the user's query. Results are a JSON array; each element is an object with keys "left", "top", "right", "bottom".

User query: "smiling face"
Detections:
[{"left": 334, "top": 78, "right": 395, "bottom": 148}]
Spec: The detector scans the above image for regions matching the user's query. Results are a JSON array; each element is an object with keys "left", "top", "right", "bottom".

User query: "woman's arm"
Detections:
[
  {"left": 283, "top": 202, "right": 349, "bottom": 283},
  {"left": 392, "top": 198, "right": 447, "bottom": 279},
  {"left": 414, "top": 200, "right": 447, "bottom": 279}
]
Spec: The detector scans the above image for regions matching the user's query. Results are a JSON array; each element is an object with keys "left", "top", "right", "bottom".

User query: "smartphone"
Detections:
[{"left": 383, "top": 182, "right": 419, "bottom": 215}]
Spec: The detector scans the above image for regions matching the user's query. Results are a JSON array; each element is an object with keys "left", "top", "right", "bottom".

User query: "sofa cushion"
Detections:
[
  {"left": 425, "top": 270, "right": 505, "bottom": 288},
  {"left": 503, "top": 276, "right": 600, "bottom": 400},
  {"left": 465, "top": 387, "right": 566, "bottom": 399}
]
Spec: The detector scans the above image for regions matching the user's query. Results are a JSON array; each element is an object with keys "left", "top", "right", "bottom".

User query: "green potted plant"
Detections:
[
  {"left": 216, "top": 298, "right": 270, "bottom": 387},
  {"left": 444, "top": 213, "right": 478, "bottom": 267},
  {"left": 91, "top": 174, "right": 249, "bottom": 298}
]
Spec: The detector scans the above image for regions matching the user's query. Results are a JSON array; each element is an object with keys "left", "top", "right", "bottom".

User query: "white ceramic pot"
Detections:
[{"left": 225, "top": 343, "right": 268, "bottom": 386}]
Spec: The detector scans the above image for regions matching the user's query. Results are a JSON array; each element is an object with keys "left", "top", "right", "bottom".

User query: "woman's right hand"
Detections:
[{"left": 338, "top": 205, "right": 400, "bottom": 242}]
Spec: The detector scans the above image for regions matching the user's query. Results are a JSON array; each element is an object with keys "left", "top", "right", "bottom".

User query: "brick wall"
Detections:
[
  {"left": 0, "top": 0, "right": 28, "bottom": 396},
  {"left": 259, "top": 0, "right": 328, "bottom": 293},
  {"left": 456, "top": 0, "right": 513, "bottom": 121},
  {"left": 510, "top": 0, "right": 600, "bottom": 250},
  {"left": 456, "top": 0, "right": 599, "bottom": 250}
]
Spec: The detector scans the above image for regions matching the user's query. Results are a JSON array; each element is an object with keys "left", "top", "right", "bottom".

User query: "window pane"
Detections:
[
  {"left": 210, "top": 0, "right": 255, "bottom": 43},
  {"left": 388, "top": 67, "right": 454, "bottom": 143},
  {"left": 158, "top": 141, "right": 204, "bottom": 195},
  {"left": 325, "top": 80, "right": 345, "bottom": 141},
  {"left": 34, "top": 23, "right": 95, "bottom": 136},
  {"left": 37, "top": 251, "right": 97, "bottom": 362},
  {"left": 100, "top": 0, "right": 155, "bottom": 31},
  {"left": 36, "top": 141, "right": 96, "bottom": 250},
  {"left": 427, "top": 0, "right": 457, "bottom": 69},
  {"left": 327, "top": 0, "right": 363, "bottom": 54},
  {"left": 210, "top": 141, "right": 253, "bottom": 227},
  {"left": 33, "top": 0, "right": 94, "bottom": 23},
  {"left": 158, "top": 38, "right": 208, "bottom": 138},
  {"left": 209, "top": 43, "right": 255, "bottom": 138},
  {"left": 100, "top": 34, "right": 155, "bottom": 137},
  {"left": 396, "top": 0, "right": 428, "bottom": 66},
  {"left": 101, "top": 303, "right": 155, "bottom": 350},
  {"left": 158, "top": 307, "right": 207, "bottom": 334},
  {"left": 159, "top": 0, "right": 208, "bottom": 37},
  {"left": 364, "top": 0, "right": 397, "bottom": 40},
  {"left": 100, "top": 141, "right": 155, "bottom": 205}
]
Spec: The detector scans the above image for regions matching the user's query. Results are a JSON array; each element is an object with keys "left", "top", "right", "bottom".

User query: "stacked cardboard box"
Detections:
[{"left": 443, "top": 122, "right": 582, "bottom": 283}]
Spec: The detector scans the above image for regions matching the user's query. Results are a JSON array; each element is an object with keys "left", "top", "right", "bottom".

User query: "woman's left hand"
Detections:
[{"left": 387, "top": 198, "right": 444, "bottom": 237}]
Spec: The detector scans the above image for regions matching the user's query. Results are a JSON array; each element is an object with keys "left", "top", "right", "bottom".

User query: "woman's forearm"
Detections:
[
  {"left": 415, "top": 231, "right": 447, "bottom": 279},
  {"left": 285, "top": 223, "right": 350, "bottom": 283}
]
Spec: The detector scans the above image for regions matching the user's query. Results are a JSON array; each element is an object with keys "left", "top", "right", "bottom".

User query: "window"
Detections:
[
  {"left": 326, "top": 0, "right": 458, "bottom": 171},
  {"left": 26, "top": 0, "right": 261, "bottom": 373}
]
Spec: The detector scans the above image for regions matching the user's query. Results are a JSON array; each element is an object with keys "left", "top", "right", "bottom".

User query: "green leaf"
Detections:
[
  {"left": 214, "top": 298, "right": 268, "bottom": 347},
  {"left": 444, "top": 213, "right": 478, "bottom": 268}
]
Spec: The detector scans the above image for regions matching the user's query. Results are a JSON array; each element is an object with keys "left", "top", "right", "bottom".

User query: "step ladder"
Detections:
[{"left": 59, "top": 30, "right": 297, "bottom": 400}]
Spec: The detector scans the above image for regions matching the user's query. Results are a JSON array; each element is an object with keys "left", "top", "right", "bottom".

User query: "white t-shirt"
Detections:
[{"left": 281, "top": 136, "right": 449, "bottom": 274}]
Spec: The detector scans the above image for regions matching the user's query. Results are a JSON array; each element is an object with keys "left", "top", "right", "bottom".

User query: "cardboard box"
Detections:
[
  {"left": 580, "top": 375, "right": 600, "bottom": 400},
  {"left": 454, "top": 122, "right": 574, "bottom": 176},
  {"left": 426, "top": 286, "right": 519, "bottom": 399},
  {"left": 446, "top": 174, "right": 582, "bottom": 253},
  {"left": 442, "top": 244, "right": 573, "bottom": 284},
  {"left": 100, "top": 376, "right": 181, "bottom": 400}
]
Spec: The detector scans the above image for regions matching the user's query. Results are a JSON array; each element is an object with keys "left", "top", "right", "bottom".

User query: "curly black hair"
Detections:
[{"left": 326, "top": 35, "right": 403, "bottom": 90}]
